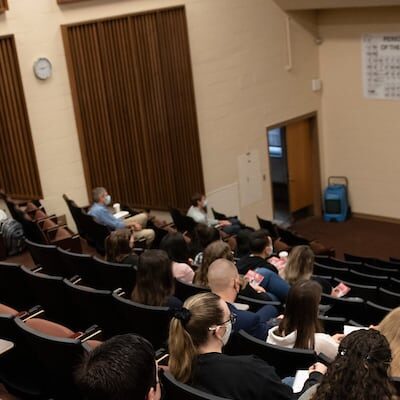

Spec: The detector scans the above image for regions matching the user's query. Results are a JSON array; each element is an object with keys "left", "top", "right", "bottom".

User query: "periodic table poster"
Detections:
[{"left": 362, "top": 33, "right": 400, "bottom": 100}]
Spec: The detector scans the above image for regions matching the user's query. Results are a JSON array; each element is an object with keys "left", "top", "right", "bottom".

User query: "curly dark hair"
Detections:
[{"left": 312, "top": 329, "right": 394, "bottom": 400}]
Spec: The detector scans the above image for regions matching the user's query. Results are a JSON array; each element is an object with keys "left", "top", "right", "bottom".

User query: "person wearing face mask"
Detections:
[
  {"left": 168, "top": 292, "right": 322, "bottom": 400},
  {"left": 237, "top": 230, "right": 279, "bottom": 274},
  {"left": 237, "top": 230, "right": 290, "bottom": 302},
  {"left": 186, "top": 192, "right": 242, "bottom": 235},
  {"left": 208, "top": 259, "right": 278, "bottom": 340},
  {"left": 88, "top": 187, "right": 155, "bottom": 246}
]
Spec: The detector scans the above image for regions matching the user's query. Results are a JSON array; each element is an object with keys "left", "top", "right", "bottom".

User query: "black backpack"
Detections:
[{"left": 0, "top": 217, "right": 26, "bottom": 256}]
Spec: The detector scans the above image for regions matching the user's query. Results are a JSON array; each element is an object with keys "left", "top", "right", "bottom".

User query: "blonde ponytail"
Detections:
[
  {"left": 168, "top": 318, "right": 198, "bottom": 383},
  {"left": 168, "top": 292, "right": 224, "bottom": 383}
]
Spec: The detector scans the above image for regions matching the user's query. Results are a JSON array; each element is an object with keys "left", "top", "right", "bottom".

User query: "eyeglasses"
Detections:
[{"left": 208, "top": 313, "right": 237, "bottom": 331}]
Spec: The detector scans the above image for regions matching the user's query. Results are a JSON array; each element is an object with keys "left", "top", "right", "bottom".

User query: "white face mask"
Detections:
[
  {"left": 203, "top": 199, "right": 208, "bottom": 208},
  {"left": 104, "top": 194, "right": 112, "bottom": 206},
  {"left": 220, "top": 321, "right": 232, "bottom": 346}
]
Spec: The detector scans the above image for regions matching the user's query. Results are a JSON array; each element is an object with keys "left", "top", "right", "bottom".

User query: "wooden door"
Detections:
[{"left": 286, "top": 119, "right": 313, "bottom": 213}]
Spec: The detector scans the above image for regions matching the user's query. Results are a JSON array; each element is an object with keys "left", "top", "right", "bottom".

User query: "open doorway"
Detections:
[{"left": 267, "top": 112, "right": 322, "bottom": 225}]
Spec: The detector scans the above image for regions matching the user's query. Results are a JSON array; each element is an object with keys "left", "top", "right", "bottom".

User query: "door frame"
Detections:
[{"left": 266, "top": 111, "right": 322, "bottom": 218}]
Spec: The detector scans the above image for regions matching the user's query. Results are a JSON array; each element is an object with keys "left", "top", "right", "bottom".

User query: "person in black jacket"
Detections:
[
  {"left": 208, "top": 258, "right": 278, "bottom": 340},
  {"left": 168, "top": 292, "right": 324, "bottom": 400},
  {"left": 237, "top": 229, "right": 277, "bottom": 274}
]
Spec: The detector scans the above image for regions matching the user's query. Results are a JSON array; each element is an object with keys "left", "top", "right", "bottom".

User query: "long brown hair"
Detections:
[
  {"left": 194, "top": 241, "right": 234, "bottom": 287},
  {"left": 277, "top": 280, "right": 323, "bottom": 349},
  {"left": 131, "top": 250, "right": 174, "bottom": 307},
  {"left": 105, "top": 229, "right": 132, "bottom": 263},
  {"left": 312, "top": 329, "right": 394, "bottom": 400},
  {"left": 168, "top": 292, "right": 224, "bottom": 383},
  {"left": 377, "top": 307, "right": 400, "bottom": 377},
  {"left": 284, "top": 245, "right": 314, "bottom": 285}
]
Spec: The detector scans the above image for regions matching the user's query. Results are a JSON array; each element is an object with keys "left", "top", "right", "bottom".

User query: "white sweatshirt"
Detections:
[{"left": 267, "top": 325, "right": 339, "bottom": 360}]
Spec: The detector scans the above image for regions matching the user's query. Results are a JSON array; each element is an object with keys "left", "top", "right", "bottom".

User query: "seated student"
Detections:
[
  {"left": 88, "top": 187, "right": 155, "bottom": 246},
  {"left": 235, "top": 228, "right": 254, "bottom": 259},
  {"left": 190, "top": 223, "right": 221, "bottom": 266},
  {"left": 131, "top": 250, "right": 182, "bottom": 309},
  {"left": 267, "top": 280, "right": 342, "bottom": 360},
  {"left": 237, "top": 230, "right": 278, "bottom": 274},
  {"left": 194, "top": 241, "right": 269, "bottom": 300},
  {"left": 186, "top": 192, "right": 241, "bottom": 235},
  {"left": 168, "top": 292, "right": 324, "bottom": 400},
  {"left": 234, "top": 232, "right": 290, "bottom": 302},
  {"left": 105, "top": 229, "right": 139, "bottom": 266},
  {"left": 160, "top": 232, "right": 195, "bottom": 284},
  {"left": 75, "top": 334, "right": 161, "bottom": 400},
  {"left": 300, "top": 329, "right": 395, "bottom": 400},
  {"left": 284, "top": 246, "right": 332, "bottom": 295},
  {"left": 376, "top": 306, "right": 400, "bottom": 377},
  {"left": 208, "top": 258, "right": 278, "bottom": 340}
]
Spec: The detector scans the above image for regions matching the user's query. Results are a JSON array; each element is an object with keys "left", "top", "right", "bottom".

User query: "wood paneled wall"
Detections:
[
  {"left": 0, "top": 35, "right": 43, "bottom": 199},
  {"left": 0, "top": 0, "right": 8, "bottom": 13},
  {"left": 62, "top": 7, "right": 204, "bottom": 210}
]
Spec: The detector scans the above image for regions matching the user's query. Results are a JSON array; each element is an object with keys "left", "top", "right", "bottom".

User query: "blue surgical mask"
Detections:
[{"left": 104, "top": 195, "right": 112, "bottom": 206}]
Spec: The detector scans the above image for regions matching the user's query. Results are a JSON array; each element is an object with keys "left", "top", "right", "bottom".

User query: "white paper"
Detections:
[
  {"left": 293, "top": 370, "right": 309, "bottom": 393},
  {"left": 233, "top": 302, "right": 249, "bottom": 311},
  {"left": 114, "top": 211, "right": 129, "bottom": 219},
  {"left": 343, "top": 325, "right": 368, "bottom": 335},
  {"left": 362, "top": 33, "right": 400, "bottom": 100}
]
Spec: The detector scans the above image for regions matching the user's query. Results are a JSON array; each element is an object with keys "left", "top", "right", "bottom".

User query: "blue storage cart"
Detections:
[{"left": 323, "top": 176, "right": 350, "bottom": 222}]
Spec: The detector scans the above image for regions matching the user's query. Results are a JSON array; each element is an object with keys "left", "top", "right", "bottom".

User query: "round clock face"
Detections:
[{"left": 33, "top": 58, "right": 52, "bottom": 80}]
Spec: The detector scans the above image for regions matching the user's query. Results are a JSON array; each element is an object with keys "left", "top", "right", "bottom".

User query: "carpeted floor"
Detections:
[{"left": 292, "top": 216, "right": 400, "bottom": 260}]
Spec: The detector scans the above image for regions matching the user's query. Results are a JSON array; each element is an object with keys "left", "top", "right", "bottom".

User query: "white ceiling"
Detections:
[{"left": 274, "top": 0, "right": 400, "bottom": 11}]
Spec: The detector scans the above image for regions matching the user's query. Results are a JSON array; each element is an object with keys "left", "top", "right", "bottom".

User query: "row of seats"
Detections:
[
  {"left": 63, "top": 194, "right": 168, "bottom": 253},
  {"left": 313, "top": 264, "right": 400, "bottom": 308},
  {"left": 25, "top": 237, "right": 397, "bottom": 326},
  {"left": 26, "top": 239, "right": 138, "bottom": 293},
  {"left": 316, "top": 254, "right": 400, "bottom": 270},
  {"left": 1, "top": 190, "right": 81, "bottom": 253}
]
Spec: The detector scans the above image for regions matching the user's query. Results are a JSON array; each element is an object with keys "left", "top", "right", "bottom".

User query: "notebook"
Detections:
[
  {"left": 244, "top": 270, "right": 264, "bottom": 287},
  {"left": 293, "top": 370, "right": 309, "bottom": 393},
  {"left": 343, "top": 325, "right": 368, "bottom": 335},
  {"left": 332, "top": 282, "right": 351, "bottom": 297}
]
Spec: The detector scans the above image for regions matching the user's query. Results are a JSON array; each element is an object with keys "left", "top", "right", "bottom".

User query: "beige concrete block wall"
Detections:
[
  {"left": 0, "top": 0, "right": 320, "bottom": 228},
  {"left": 318, "top": 7, "right": 400, "bottom": 219}
]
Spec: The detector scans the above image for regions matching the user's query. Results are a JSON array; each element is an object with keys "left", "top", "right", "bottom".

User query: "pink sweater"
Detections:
[{"left": 172, "top": 261, "right": 195, "bottom": 284}]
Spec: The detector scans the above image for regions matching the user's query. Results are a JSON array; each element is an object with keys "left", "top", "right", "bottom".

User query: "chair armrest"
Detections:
[
  {"left": 18, "top": 305, "right": 45, "bottom": 321},
  {"left": 113, "top": 288, "right": 126, "bottom": 297},
  {"left": 45, "top": 224, "right": 67, "bottom": 233},
  {"left": 132, "top": 247, "right": 145, "bottom": 255},
  {"left": 69, "top": 275, "right": 83, "bottom": 284},
  {"left": 56, "top": 214, "right": 67, "bottom": 225},
  {"left": 317, "top": 352, "right": 333, "bottom": 365},
  {"left": 75, "top": 325, "right": 102, "bottom": 342}
]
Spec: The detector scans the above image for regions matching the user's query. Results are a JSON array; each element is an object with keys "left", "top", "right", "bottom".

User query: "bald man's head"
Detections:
[{"left": 208, "top": 258, "right": 239, "bottom": 294}]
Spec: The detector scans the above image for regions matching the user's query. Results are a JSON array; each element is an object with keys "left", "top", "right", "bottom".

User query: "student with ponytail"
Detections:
[{"left": 168, "top": 292, "right": 323, "bottom": 400}]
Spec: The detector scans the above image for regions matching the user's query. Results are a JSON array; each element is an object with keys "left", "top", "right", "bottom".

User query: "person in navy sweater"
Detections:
[{"left": 208, "top": 258, "right": 278, "bottom": 340}]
